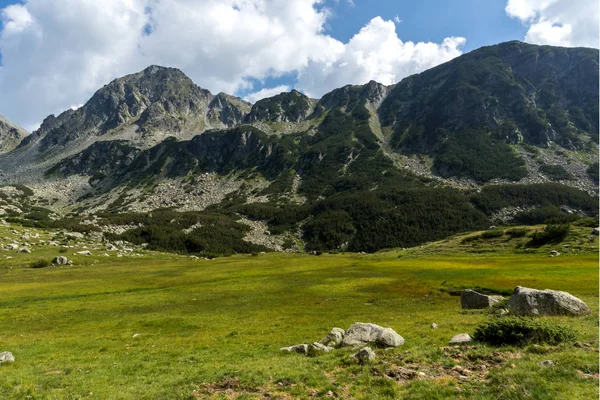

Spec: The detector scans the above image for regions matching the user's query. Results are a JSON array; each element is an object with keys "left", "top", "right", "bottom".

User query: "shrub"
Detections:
[
  {"left": 30, "top": 259, "right": 50, "bottom": 269},
  {"left": 480, "top": 229, "right": 504, "bottom": 239},
  {"left": 573, "top": 217, "right": 599, "bottom": 227},
  {"left": 506, "top": 227, "right": 529, "bottom": 238},
  {"left": 473, "top": 316, "right": 575, "bottom": 346},
  {"left": 538, "top": 164, "right": 571, "bottom": 180},
  {"left": 529, "top": 224, "right": 570, "bottom": 246},
  {"left": 59, "top": 247, "right": 68, "bottom": 253}
]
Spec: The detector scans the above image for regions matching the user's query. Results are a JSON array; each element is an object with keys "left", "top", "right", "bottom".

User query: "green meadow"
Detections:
[{"left": 0, "top": 224, "right": 598, "bottom": 399}]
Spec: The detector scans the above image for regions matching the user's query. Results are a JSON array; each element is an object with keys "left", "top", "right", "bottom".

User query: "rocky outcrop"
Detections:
[
  {"left": 341, "top": 323, "right": 404, "bottom": 348},
  {"left": 507, "top": 286, "right": 591, "bottom": 316},
  {"left": 460, "top": 289, "right": 503, "bottom": 309}
]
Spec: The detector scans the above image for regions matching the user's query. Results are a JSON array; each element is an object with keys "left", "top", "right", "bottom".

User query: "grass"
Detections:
[{"left": 0, "top": 223, "right": 597, "bottom": 399}]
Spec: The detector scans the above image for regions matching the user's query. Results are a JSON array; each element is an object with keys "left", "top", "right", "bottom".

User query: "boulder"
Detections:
[
  {"left": 0, "top": 352, "right": 14, "bottom": 363},
  {"left": 341, "top": 323, "right": 404, "bottom": 348},
  {"left": 64, "top": 232, "right": 85, "bottom": 240},
  {"left": 350, "top": 347, "right": 376, "bottom": 363},
  {"left": 319, "top": 327, "right": 345, "bottom": 348},
  {"left": 280, "top": 344, "right": 308, "bottom": 354},
  {"left": 19, "top": 247, "right": 31, "bottom": 253},
  {"left": 449, "top": 333, "right": 472, "bottom": 345},
  {"left": 52, "top": 256, "right": 69, "bottom": 265},
  {"left": 507, "top": 286, "right": 591, "bottom": 316},
  {"left": 460, "top": 289, "right": 503, "bottom": 309},
  {"left": 592, "top": 228, "right": 599, "bottom": 236},
  {"left": 5, "top": 244, "right": 18, "bottom": 250},
  {"left": 75, "top": 250, "right": 92, "bottom": 256},
  {"left": 307, "top": 342, "right": 332, "bottom": 357}
]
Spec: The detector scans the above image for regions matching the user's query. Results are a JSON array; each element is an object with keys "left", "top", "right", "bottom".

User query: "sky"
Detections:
[{"left": 0, "top": 0, "right": 598, "bottom": 131}]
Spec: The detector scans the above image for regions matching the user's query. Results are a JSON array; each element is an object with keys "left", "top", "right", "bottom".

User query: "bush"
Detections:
[
  {"left": 506, "top": 227, "right": 529, "bottom": 238},
  {"left": 480, "top": 229, "right": 504, "bottom": 239},
  {"left": 59, "top": 247, "right": 68, "bottom": 253},
  {"left": 529, "top": 224, "right": 570, "bottom": 246},
  {"left": 30, "top": 259, "right": 50, "bottom": 269},
  {"left": 538, "top": 164, "right": 571, "bottom": 180},
  {"left": 473, "top": 316, "right": 575, "bottom": 346},
  {"left": 573, "top": 217, "right": 599, "bottom": 227}
]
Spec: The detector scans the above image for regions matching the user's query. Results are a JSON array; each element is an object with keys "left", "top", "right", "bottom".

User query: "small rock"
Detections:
[
  {"left": 539, "top": 360, "right": 555, "bottom": 367},
  {"left": 75, "top": 250, "right": 92, "bottom": 256},
  {"left": 319, "top": 327, "right": 345, "bottom": 348},
  {"left": 280, "top": 344, "right": 308, "bottom": 354},
  {"left": 0, "top": 352, "right": 14, "bottom": 363},
  {"left": 449, "top": 334, "right": 472, "bottom": 345},
  {"left": 19, "top": 247, "right": 31, "bottom": 253},
  {"left": 132, "top": 334, "right": 140, "bottom": 338},
  {"left": 430, "top": 323, "right": 438, "bottom": 329},
  {"left": 350, "top": 347, "right": 376, "bottom": 363},
  {"left": 307, "top": 342, "right": 332, "bottom": 357},
  {"left": 52, "top": 256, "right": 69, "bottom": 265},
  {"left": 592, "top": 228, "right": 599, "bottom": 236}
]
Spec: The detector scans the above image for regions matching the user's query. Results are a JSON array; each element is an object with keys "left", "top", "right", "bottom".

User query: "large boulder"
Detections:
[
  {"left": 319, "top": 327, "right": 345, "bottom": 348},
  {"left": 460, "top": 289, "right": 503, "bottom": 309},
  {"left": 341, "top": 323, "right": 404, "bottom": 348},
  {"left": 507, "top": 286, "right": 591, "bottom": 316}
]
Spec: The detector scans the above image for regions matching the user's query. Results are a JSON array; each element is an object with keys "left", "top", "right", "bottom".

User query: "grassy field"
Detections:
[{"left": 0, "top": 223, "right": 598, "bottom": 399}]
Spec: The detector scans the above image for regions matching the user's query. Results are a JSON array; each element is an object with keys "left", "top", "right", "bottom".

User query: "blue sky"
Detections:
[
  {"left": 324, "top": 0, "right": 527, "bottom": 51},
  {"left": 0, "top": 0, "right": 597, "bottom": 130}
]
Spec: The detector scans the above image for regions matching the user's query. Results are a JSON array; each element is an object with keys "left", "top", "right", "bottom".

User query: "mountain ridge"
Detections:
[{"left": 0, "top": 40, "right": 597, "bottom": 254}]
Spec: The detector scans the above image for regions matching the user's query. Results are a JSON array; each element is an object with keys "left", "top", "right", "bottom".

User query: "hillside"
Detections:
[{"left": 0, "top": 41, "right": 597, "bottom": 254}]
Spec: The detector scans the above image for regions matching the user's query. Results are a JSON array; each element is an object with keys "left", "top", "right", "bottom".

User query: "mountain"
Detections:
[
  {"left": 19, "top": 65, "right": 251, "bottom": 153},
  {"left": 0, "top": 116, "right": 27, "bottom": 154},
  {"left": 0, "top": 41, "right": 597, "bottom": 254}
]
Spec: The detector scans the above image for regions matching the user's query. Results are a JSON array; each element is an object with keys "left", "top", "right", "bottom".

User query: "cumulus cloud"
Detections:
[
  {"left": 297, "top": 17, "right": 465, "bottom": 97},
  {"left": 0, "top": 0, "right": 466, "bottom": 130},
  {"left": 506, "top": 0, "right": 599, "bottom": 48},
  {"left": 244, "top": 85, "right": 292, "bottom": 103}
]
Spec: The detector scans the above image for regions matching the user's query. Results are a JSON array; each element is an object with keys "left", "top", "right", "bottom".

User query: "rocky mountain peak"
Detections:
[
  {"left": 0, "top": 115, "right": 28, "bottom": 154},
  {"left": 245, "top": 90, "right": 317, "bottom": 123}
]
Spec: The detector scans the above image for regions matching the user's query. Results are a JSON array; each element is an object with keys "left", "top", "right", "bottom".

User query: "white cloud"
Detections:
[
  {"left": 394, "top": 15, "right": 402, "bottom": 24},
  {"left": 297, "top": 17, "right": 465, "bottom": 97},
  {"left": 244, "top": 85, "right": 291, "bottom": 103},
  {"left": 506, "top": 0, "right": 599, "bottom": 47},
  {"left": 0, "top": 1, "right": 466, "bottom": 130}
]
